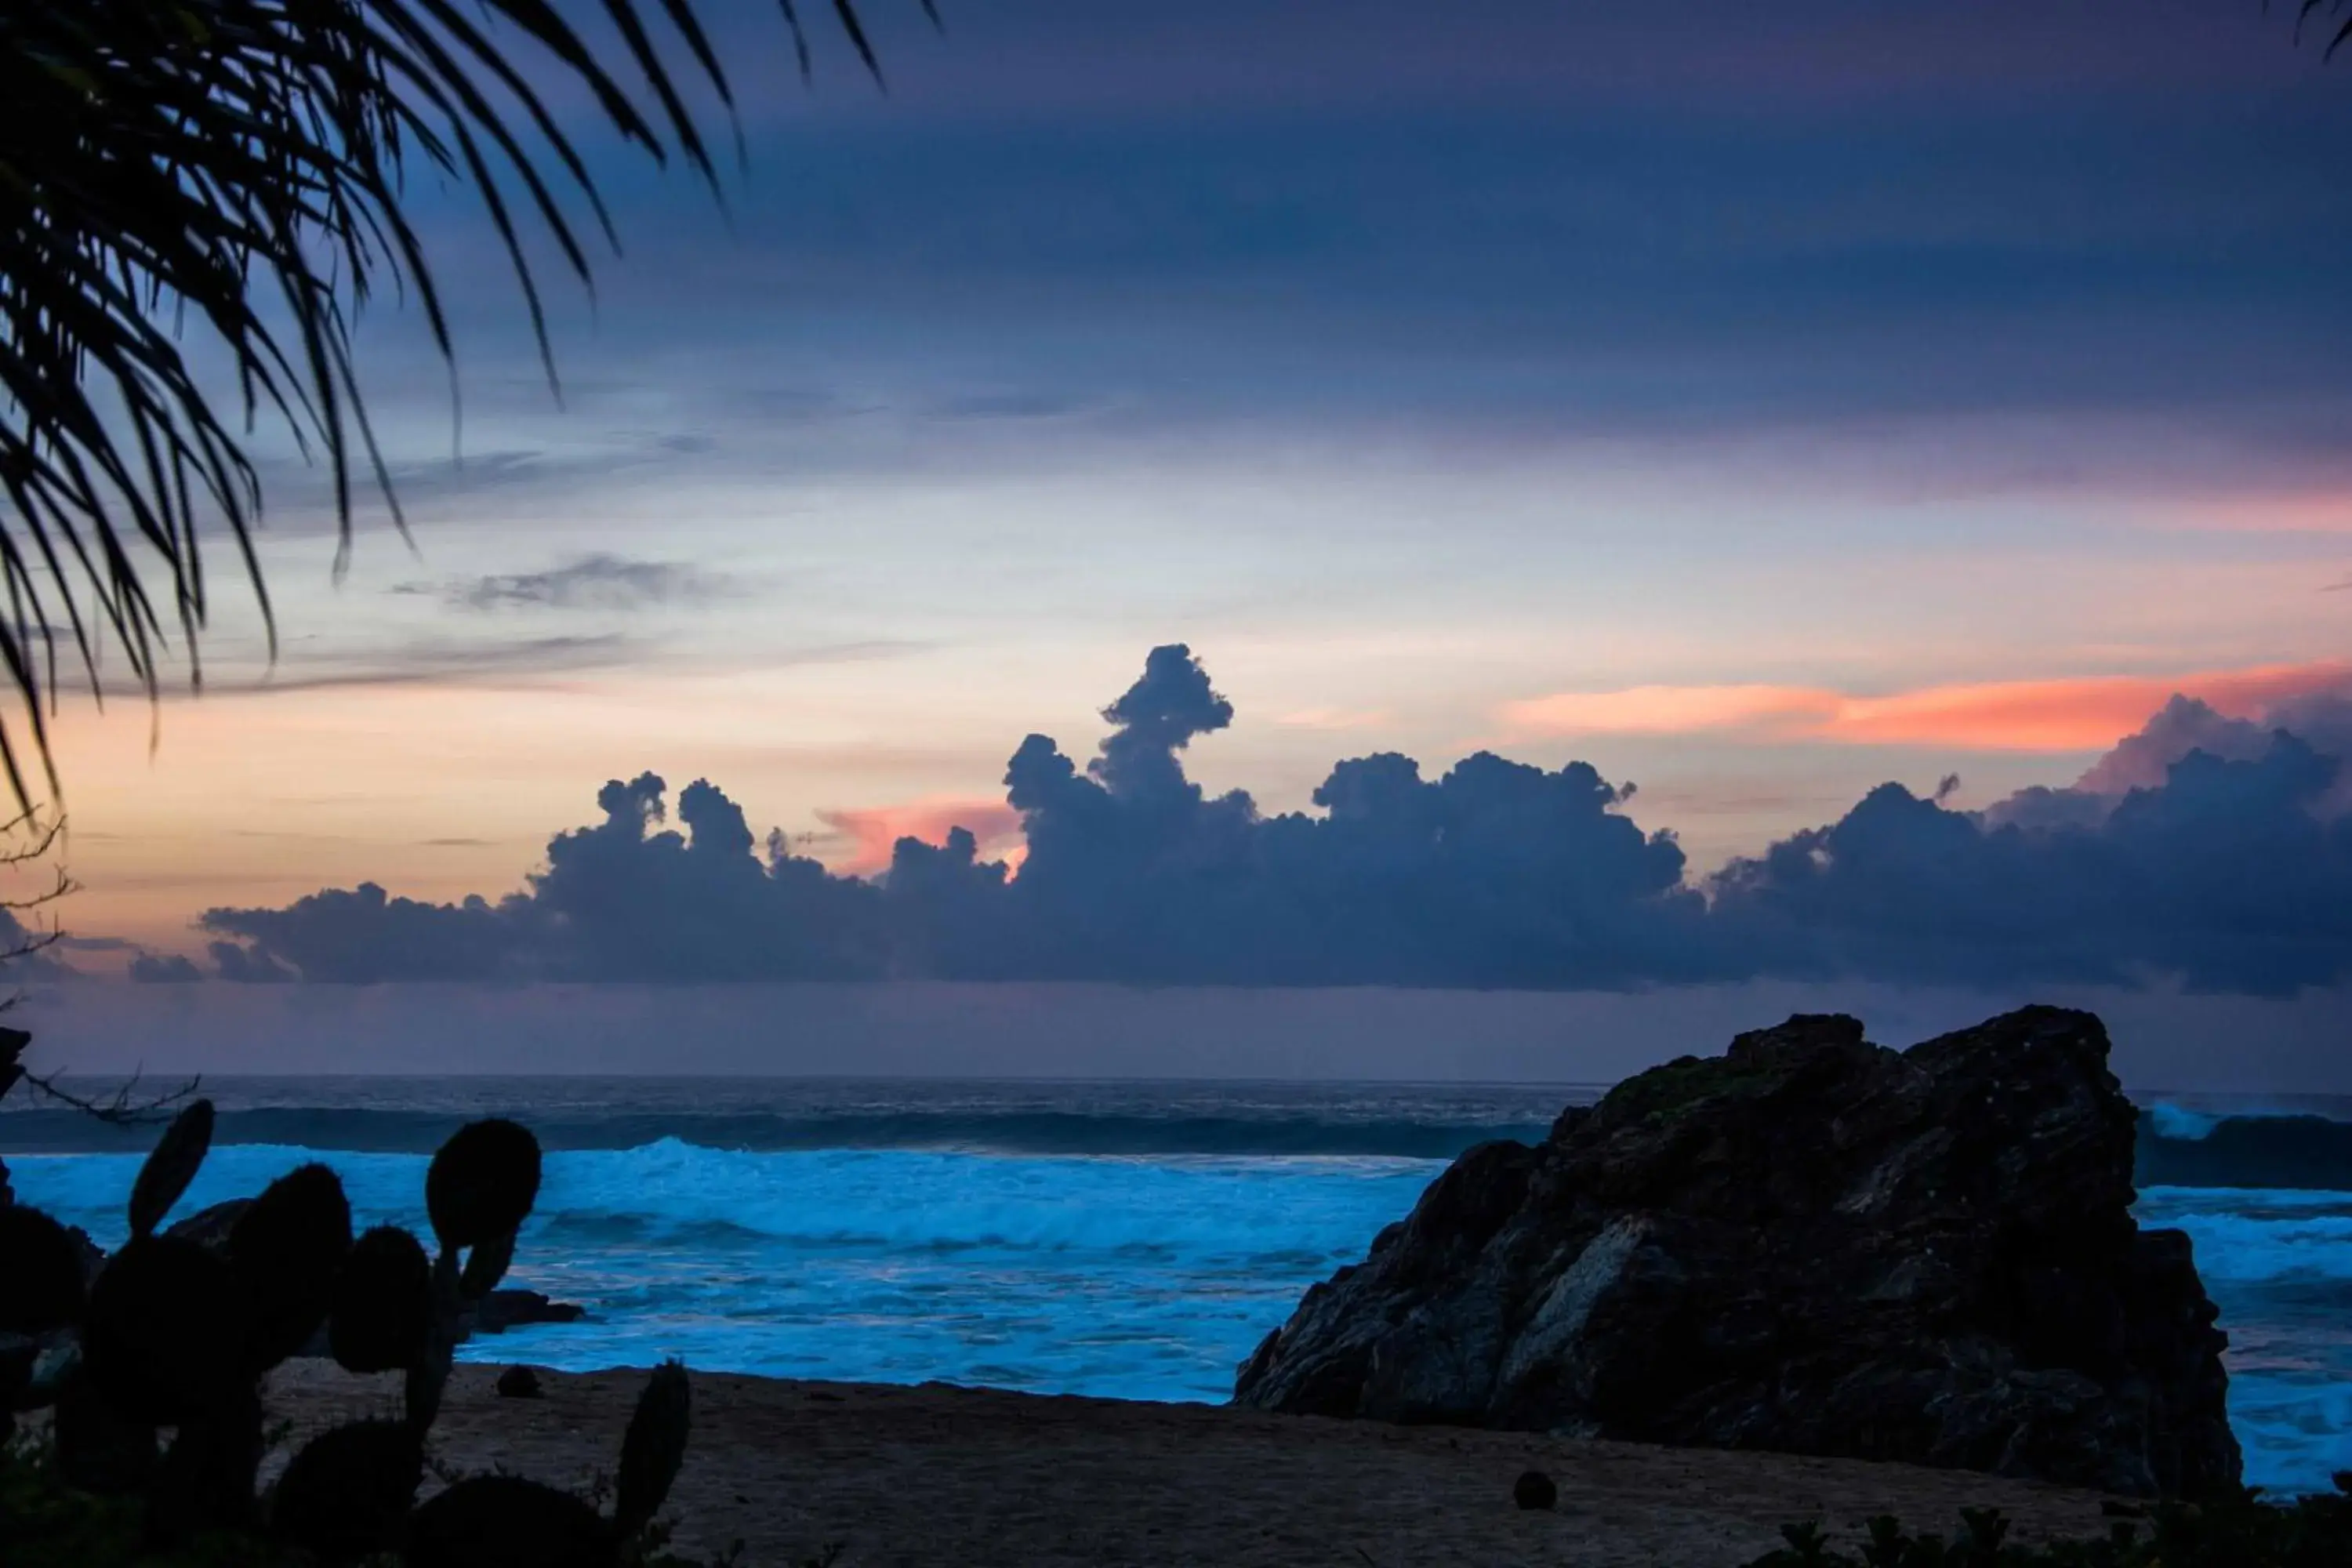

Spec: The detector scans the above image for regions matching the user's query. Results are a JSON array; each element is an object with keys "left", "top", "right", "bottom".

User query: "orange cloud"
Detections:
[
  {"left": 1501, "top": 660, "right": 2352, "bottom": 753},
  {"left": 2165, "top": 492, "right": 2352, "bottom": 535},
  {"left": 815, "top": 797, "right": 1024, "bottom": 878}
]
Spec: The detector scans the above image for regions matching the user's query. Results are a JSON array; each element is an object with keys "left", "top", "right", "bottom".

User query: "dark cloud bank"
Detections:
[{"left": 194, "top": 647, "right": 2352, "bottom": 996}]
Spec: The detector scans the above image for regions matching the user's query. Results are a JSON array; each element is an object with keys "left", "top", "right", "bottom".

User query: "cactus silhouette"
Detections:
[
  {"left": 458, "top": 1224, "right": 519, "bottom": 1299},
  {"left": 426, "top": 1117, "right": 542, "bottom": 1252},
  {"left": 617, "top": 1358, "right": 693, "bottom": 1538},
  {"left": 82, "top": 1234, "right": 249, "bottom": 1424},
  {"left": 51, "top": 1374, "right": 161, "bottom": 1494},
  {"left": 270, "top": 1417, "right": 427, "bottom": 1563},
  {"left": 228, "top": 1161, "right": 354, "bottom": 1370},
  {"left": 407, "top": 1472, "right": 617, "bottom": 1568},
  {"left": 125, "top": 1099, "right": 212, "bottom": 1241},
  {"left": 405, "top": 1362, "right": 694, "bottom": 1568},
  {"left": 2, "top": 1102, "right": 695, "bottom": 1560},
  {"left": 329, "top": 1223, "right": 435, "bottom": 1375}
]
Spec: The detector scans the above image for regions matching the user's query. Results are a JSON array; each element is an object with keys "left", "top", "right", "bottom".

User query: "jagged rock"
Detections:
[
  {"left": 0, "top": 1027, "right": 26, "bottom": 1207},
  {"left": 468, "top": 1289, "right": 586, "bottom": 1336},
  {"left": 1232, "top": 1007, "right": 2239, "bottom": 1498},
  {"left": 71, "top": 1225, "right": 106, "bottom": 1290},
  {"left": 0, "top": 1332, "right": 34, "bottom": 1427},
  {"left": 164, "top": 1198, "right": 252, "bottom": 1252}
]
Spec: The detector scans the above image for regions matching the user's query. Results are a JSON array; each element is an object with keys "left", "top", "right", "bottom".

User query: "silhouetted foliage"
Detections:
[
  {"left": 425, "top": 1116, "right": 541, "bottom": 1252},
  {"left": 270, "top": 1417, "right": 424, "bottom": 1563},
  {"left": 1751, "top": 1488, "right": 2352, "bottom": 1568},
  {"left": 0, "top": 1092, "right": 702, "bottom": 1563},
  {"left": 0, "top": 0, "right": 928, "bottom": 804},
  {"left": 329, "top": 1223, "right": 434, "bottom": 1374},
  {"left": 0, "top": 1204, "right": 84, "bottom": 1334},
  {"left": 227, "top": 1162, "right": 354, "bottom": 1370}
]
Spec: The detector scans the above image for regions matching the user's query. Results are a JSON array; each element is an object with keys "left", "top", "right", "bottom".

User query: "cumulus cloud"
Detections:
[
  {"left": 209, "top": 942, "right": 295, "bottom": 984},
  {"left": 129, "top": 953, "right": 202, "bottom": 984},
  {"left": 2071, "top": 695, "right": 2277, "bottom": 797},
  {"left": 192, "top": 645, "right": 2352, "bottom": 995},
  {"left": 205, "top": 884, "right": 520, "bottom": 985},
  {"left": 1716, "top": 734, "right": 2352, "bottom": 993},
  {"left": 202, "top": 771, "right": 887, "bottom": 984},
  {"left": 1983, "top": 682, "right": 2352, "bottom": 826}
]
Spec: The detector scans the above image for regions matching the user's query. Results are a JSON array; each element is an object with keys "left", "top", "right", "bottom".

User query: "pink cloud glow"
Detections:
[
  {"left": 815, "top": 797, "right": 1025, "bottom": 878},
  {"left": 1501, "top": 661, "right": 2352, "bottom": 753},
  {"left": 2164, "top": 493, "right": 2352, "bottom": 535}
]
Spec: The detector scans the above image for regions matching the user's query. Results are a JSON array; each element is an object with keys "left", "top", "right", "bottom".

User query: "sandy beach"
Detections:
[{"left": 253, "top": 1362, "right": 2118, "bottom": 1567}]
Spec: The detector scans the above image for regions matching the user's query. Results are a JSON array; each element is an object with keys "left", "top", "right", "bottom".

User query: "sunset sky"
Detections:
[{"left": 31, "top": 0, "right": 2352, "bottom": 962}]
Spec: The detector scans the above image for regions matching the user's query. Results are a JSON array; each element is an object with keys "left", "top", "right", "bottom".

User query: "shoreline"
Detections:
[{"left": 257, "top": 1362, "right": 2117, "bottom": 1566}]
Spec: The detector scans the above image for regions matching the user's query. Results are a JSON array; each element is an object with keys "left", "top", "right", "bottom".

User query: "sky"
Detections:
[{"left": 14, "top": 1, "right": 2352, "bottom": 1069}]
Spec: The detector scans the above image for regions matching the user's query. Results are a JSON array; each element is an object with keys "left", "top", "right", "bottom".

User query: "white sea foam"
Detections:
[{"left": 10, "top": 1140, "right": 2348, "bottom": 1491}]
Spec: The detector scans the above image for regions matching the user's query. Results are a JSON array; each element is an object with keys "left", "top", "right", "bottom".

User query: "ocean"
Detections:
[{"left": 6, "top": 1078, "right": 2349, "bottom": 1494}]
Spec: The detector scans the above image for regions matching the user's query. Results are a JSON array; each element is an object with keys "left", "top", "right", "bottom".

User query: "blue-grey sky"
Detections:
[{"left": 34, "top": 1, "right": 2352, "bottom": 1021}]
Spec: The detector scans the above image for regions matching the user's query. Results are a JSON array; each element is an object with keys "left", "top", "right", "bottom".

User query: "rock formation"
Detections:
[{"left": 1232, "top": 1007, "right": 2238, "bottom": 1497}]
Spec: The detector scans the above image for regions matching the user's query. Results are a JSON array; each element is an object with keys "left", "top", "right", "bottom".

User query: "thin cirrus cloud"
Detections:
[
  {"left": 815, "top": 799, "right": 1026, "bottom": 878},
  {"left": 1274, "top": 708, "right": 1393, "bottom": 731},
  {"left": 1499, "top": 661, "right": 2352, "bottom": 753}
]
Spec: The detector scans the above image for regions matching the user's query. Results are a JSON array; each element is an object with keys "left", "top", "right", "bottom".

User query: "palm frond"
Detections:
[{"left": 0, "top": 0, "right": 907, "bottom": 808}]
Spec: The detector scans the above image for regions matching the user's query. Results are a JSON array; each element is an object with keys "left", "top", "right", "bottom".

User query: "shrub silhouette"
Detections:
[
  {"left": 0, "top": 1205, "right": 84, "bottom": 1334},
  {"left": 1, "top": 1099, "right": 696, "bottom": 1562},
  {"left": 1748, "top": 1490, "right": 2352, "bottom": 1567}
]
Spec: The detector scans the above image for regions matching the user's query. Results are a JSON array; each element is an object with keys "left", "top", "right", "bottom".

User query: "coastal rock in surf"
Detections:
[
  {"left": 468, "top": 1289, "right": 586, "bottom": 1336},
  {"left": 1232, "top": 1006, "right": 2240, "bottom": 1498},
  {"left": 165, "top": 1196, "right": 253, "bottom": 1251}
]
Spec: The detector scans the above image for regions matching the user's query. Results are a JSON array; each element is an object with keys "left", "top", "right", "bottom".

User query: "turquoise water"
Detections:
[{"left": 6, "top": 1078, "right": 2346, "bottom": 1492}]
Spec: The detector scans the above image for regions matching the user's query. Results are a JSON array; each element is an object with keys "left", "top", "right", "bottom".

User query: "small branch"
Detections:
[
  {"left": 1, "top": 865, "right": 76, "bottom": 912},
  {"left": 16, "top": 1065, "right": 204, "bottom": 1126},
  {"left": 0, "top": 810, "right": 61, "bottom": 868}
]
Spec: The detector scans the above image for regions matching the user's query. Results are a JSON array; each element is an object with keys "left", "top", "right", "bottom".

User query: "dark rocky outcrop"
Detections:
[
  {"left": 165, "top": 1197, "right": 253, "bottom": 1251},
  {"left": 2137, "top": 1112, "right": 2352, "bottom": 1191},
  {"left": 467, "top": 1289, "right": 585, "bottom": 1336},
  {"left": 1232, "top": 1007, "right": 2239, "bottom": 1497},
  {"left": 0, "top": 1024, "right": 29, "bottom": 1208}
]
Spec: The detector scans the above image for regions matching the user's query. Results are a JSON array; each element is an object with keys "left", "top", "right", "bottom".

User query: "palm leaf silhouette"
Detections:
[{"left": 0, "top": 0, "right": 920, "bottom": 804}]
